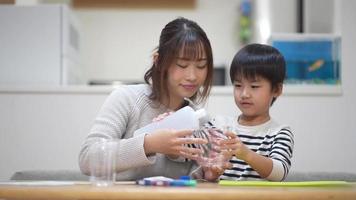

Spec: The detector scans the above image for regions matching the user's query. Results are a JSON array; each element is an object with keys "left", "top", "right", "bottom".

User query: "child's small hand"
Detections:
[
  {"left": 202, "top": 153, "right": 233, "bottom": 181},
  {"left": 218, "top": 131, "right": 251, "bottom": 161}
]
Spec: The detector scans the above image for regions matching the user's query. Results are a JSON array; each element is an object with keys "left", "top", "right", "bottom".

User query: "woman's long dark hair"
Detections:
[{"left": 144, "top": 17, "right": 213, "bottom": 105}]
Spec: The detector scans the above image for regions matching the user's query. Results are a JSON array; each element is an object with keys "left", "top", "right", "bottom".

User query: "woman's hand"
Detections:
[{"left": 144, "top": 129, "right": 208, "bottom": 160}]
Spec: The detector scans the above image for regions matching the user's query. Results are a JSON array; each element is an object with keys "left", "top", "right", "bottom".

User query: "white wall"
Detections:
[
  {"left": 76, "top": 0, "right": 298, "bottom": 83},
  {"left": 304, "top": 0, "right": 334, "bottom": 33},
  {"left": 75, "top": 0, "right": 241, "bottom": 83},
  {"left": 253, "top": 0, "right": 297, "bottom": 43},
  {"left": 0, "top": 90, "right": 107, "bottom": 180}
]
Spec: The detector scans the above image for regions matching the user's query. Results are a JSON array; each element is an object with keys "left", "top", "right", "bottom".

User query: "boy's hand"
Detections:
[
  {"left": 202, "top": 151, "right": 233, "bottom": 181},
  {"left": 218, "top": 131, "right": 252, "bottom": 161}
]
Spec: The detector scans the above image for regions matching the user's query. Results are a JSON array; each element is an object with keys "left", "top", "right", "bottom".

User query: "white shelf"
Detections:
[
  {"left": 0, "top": 84, "right": 342, "bottom": 96},
  {"left": 211, "top": 85, "right": 342, "bottom": 96}
]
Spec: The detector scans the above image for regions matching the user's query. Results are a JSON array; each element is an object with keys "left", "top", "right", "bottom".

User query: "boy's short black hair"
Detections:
[{"left": 229, "top": 43, "right": 286, "bottom": 105}]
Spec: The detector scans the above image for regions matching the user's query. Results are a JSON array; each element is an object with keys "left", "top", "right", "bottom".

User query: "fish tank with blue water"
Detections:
[{"left": 269, "top": 34, "right": 341, "bottom": 85}]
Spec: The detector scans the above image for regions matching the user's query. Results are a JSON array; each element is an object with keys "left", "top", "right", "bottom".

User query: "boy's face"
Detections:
[{"left": 233, "top": 75, "right": 282, "bottom": 125}]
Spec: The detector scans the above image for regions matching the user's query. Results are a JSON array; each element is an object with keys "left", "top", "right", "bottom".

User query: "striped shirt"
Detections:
[{"left": 220, "top": 119, "right": 294, "bottom": 181}]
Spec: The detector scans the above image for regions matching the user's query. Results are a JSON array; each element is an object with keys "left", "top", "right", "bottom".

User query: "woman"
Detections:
[{"left": 79, "top": 17, "right": 214, "bottom": 180}]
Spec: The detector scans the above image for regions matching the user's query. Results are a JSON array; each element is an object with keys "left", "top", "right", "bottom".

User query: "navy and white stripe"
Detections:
[{"left": 220, "top": 119, "right": 294, "bottom": 181}]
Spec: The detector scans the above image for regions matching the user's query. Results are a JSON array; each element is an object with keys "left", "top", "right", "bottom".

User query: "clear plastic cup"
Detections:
[
  {"left": 211, "top": 115, "right": 235, "bottom": 133},
  {"left": 194, "top": 128, "right": 226, "bottom": 167},
  {"left": 193, "top": 115, "right": 235, "bottom": 168},
  {"left": 88, "top": 139, "right": 117, "bottom": 187}
]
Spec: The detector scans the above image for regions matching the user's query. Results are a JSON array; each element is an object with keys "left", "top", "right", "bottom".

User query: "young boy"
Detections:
[{"left": 202, "top": 43, "right": 294, "bottom": 181}]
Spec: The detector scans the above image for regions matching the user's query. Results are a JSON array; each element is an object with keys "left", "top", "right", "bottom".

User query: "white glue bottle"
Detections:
[{"left": 134, "top": 106, "right": 208, "bottom": 136}]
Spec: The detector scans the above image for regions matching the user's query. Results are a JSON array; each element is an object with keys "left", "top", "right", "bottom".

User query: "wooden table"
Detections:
[{"left": 0, "top": 181, "right": 356, "bottom": 200}]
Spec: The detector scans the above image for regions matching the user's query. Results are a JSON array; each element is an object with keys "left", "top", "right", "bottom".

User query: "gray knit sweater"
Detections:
[{"left": 78, "top": 84, "right": 197, "bottom": 180}]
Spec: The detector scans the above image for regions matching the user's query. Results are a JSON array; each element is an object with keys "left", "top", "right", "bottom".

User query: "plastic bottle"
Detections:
[{"left": 134, "top": 106, "right": 208, "bottom": 136}]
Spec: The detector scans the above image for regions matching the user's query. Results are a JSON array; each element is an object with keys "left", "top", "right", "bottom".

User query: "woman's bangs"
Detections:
[{"left": 179, "top": 38, "right": 205, "bottom": 60}]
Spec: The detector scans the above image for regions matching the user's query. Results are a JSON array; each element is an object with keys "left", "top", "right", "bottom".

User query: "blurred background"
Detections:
[
  {"left": 0, "top": 0, "right": 355, "bottom": 181},
  {"left": 1, "top": 0, "right": 335, "bottom": 86}
]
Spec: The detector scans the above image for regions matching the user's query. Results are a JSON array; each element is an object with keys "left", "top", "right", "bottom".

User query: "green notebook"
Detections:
[{"left": 219, "top": 180, "right": 351, "bottom": 187}]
